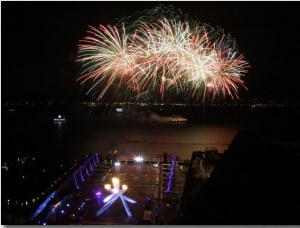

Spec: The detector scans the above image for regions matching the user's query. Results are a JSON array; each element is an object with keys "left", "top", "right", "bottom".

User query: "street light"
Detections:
[{"left": 134, "top": 156, "right": 143, "bottom": 163}]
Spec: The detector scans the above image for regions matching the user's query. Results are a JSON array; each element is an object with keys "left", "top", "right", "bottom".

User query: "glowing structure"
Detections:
[
  {"left": 164, "top": 153, "right": 176, "bottom": 193},
  {"left": 96, "top": 177, "right": 137, "bottom": 219},
  {"left": 76, "top": 5, "right": 249, "bottom": 103},
  {"left": 73, "top": 152, "right": 99, "bottom": 189}
]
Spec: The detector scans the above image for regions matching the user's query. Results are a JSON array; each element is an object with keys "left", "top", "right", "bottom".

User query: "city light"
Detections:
[{"left": 134, "top": 156, "right": 143, "bottom": 163}]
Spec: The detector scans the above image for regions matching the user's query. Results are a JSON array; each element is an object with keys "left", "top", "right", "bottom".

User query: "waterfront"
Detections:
[{"left": 2, "top": 103, "right": 300, "bottom": 224}]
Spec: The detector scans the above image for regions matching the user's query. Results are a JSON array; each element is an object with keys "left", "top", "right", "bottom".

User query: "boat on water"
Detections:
[
  {"left": 150, "top": 112, "right": 188, "bottom": 123},
  {"left": 53, "top": 115, "right": 67, "bottom": 123},
  {"left": 169, "top": 116, "right": 188, "bottom": 123}
]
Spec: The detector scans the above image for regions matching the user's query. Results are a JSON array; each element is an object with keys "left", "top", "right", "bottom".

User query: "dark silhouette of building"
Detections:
[{"left": 180, "top": 130, "right": 300, "bottom": 225}]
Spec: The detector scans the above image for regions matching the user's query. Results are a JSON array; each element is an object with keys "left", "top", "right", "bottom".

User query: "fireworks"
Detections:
[{"left": 76, "top": 4, "right": 249, "bottom": 102}]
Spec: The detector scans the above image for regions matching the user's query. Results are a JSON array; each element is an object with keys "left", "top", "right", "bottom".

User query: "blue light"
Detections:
[
  {"left": 165, "top": 153, "right": 177, "bottom": 193},
  {"left": 95, "top": 191, "right": 102, "bottom": 198}
]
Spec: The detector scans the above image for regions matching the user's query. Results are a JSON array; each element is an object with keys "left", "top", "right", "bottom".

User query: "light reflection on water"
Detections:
[{"left": 64, "top": 121, "right": 244, "bottom": 161}]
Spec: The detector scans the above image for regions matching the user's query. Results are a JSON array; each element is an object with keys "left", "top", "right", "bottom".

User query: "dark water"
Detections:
[{"left": 2, "top": 103, "right": 299, "bottom": 211}]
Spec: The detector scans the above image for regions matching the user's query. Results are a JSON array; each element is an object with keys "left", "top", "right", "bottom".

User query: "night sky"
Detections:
[{"left": 2, "top": 1, "right": 300, "bottom": 102}]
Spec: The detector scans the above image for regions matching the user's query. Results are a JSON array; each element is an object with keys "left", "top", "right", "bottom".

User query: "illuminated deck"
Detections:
[
  {"left": 32, "top": 150, "right": 217, "bottom": 225},
  {"left": 34, "top": 159, "right": 176, "bottom": 224}
]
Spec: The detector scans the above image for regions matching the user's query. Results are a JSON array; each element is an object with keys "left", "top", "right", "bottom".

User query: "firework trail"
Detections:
[{"left": 76, "top": 4, "right": 249, "bottom": 102}]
